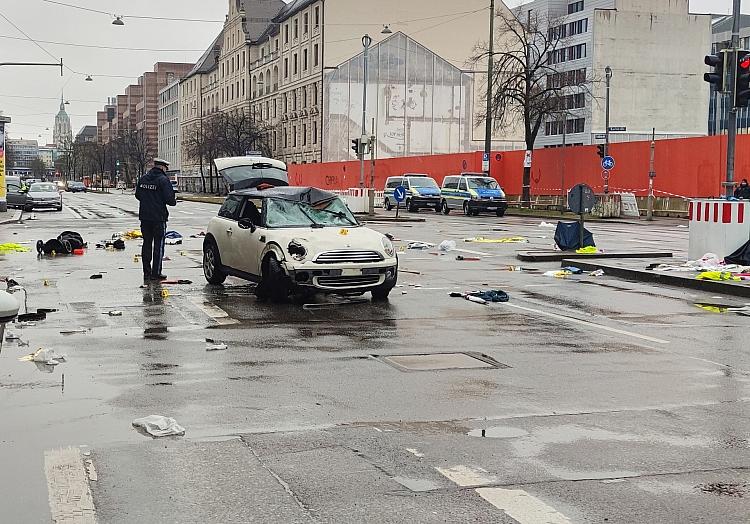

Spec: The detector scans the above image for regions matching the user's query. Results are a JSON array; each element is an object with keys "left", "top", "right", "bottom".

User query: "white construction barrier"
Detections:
[{"left": 688, "top": 199, "right": 750, "bottom": 259}]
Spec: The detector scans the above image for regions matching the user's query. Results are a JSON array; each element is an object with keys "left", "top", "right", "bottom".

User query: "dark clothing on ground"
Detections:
[
  {"left": 135, "top": 167, "right": 176, "bottom": 222},
  {"left": 735, "top": 184, "right": 750, "bottom": 199},
  {"left": 141, "top": 220, "right": 166, "bottom": 277}
]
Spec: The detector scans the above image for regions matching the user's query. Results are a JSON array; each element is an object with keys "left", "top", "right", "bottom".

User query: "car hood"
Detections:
[
  {"left": 267, "top": 225, "right": 390, "bottom": 260},
  {"left": 474, "top": 187, "right": 505, "bottom": 198},
  {"left": 412, "top": 187, "right": 440, "bottom": 196}
]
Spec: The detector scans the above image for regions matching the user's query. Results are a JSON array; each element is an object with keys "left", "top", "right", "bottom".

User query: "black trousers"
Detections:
[{"left": 141, "top": 220, "right": 166, "bottom": 277}]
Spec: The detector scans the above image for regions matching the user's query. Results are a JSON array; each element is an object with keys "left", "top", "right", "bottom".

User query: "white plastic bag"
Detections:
[
  {"left": 438, "top": 240, "right": 456, "bottom": 252},
  {"left": 132, "top": 415, "right": 185, "bottom": 437}
]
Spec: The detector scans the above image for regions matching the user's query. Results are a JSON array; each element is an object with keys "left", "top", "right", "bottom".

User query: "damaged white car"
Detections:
[{"left": 203, "top": 157, "right": 398, "bottom": 301}]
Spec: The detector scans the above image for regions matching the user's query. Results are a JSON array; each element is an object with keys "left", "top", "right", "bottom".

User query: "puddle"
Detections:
[{"left": 468, "top": 426, "right": 529, "bottom": 438}]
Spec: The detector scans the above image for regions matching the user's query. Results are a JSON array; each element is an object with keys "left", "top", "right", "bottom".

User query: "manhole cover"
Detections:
[{"left": 375, "top": 352, "right": 508, "bottom": 372}]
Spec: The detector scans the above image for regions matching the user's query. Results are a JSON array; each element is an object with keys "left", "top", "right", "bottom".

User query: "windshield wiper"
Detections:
[
  {"left": 313, "top": 207, "right": 357, "bottom": 226},
  {"left": 292, "top": 201, "right": 323, "bottom": 228}
]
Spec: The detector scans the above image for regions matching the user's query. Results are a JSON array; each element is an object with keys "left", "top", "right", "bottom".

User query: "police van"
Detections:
[
  {"left": 383, "top": 173, "right": 441, "bottom": 212},
  {"left": 439, "top": 173, "right": 508, "bottom": 217}
]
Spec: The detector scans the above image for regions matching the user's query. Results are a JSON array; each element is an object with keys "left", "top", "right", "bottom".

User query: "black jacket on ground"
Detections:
[{"left": 135, "top": 168, "right": 176, "bottom": 222}]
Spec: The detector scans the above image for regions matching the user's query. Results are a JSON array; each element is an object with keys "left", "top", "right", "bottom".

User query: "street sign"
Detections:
[
  {"left": 594, "top": 134, "right": 606, "bottom": 140},
  {"left": 482, "top": 152, "right": 490, "bottom": 172},
  {"left": 523, "top": 150, "right": 532, "bottom": 168},
  {"left": 393, "top": 185, "right": 407, "bottom": 203},
  {"left": 568, "top": 183, "right": 596, "bottom": 215},
  {"left": 608, "top": 126, "right": 626, "bottom": 132},
  {"left": 601, "top": 156, "right": 615, "bottom": 170},
  {"left": 601, "top": 169, "right": 611, "bottom": 180}
]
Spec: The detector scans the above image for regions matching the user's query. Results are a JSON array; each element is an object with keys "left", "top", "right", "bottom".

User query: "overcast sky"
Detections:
[{"left": 0, "top": 0, "right": 744, "bottom": 144}]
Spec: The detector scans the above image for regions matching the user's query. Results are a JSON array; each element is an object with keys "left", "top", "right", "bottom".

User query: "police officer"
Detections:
[{"left": 135, "top": 158, "right": 176, "bottom": 281}]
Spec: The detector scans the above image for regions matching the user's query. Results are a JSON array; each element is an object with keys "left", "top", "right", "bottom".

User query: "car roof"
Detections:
[
  {"left": 231, "top": 186, "right": 338, "bottom": 204},
  {"left": 461, "top": 172, "right": 492, "bottom": 177},
  {"left": 403, "top": 173, "right": 429, "bottom": 177}
]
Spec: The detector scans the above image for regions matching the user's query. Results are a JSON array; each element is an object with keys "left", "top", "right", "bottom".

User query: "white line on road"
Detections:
[
  {"left": 406, "top": 448, "right": 424, "bottom": 458},
  {"left": 436, "top": 465, "right": 497, "bottom": 487},
  {"left": 44, "top": 447, "right": 98, "bottom": 524},
  {"left": 505, "top": 303, "right": 670, "bottom": 345},
  {"left": 189, "top": 297, "right": 239, "bottom": 325},
  {"left": 476, "top": 487, "right": 571, "bottom": 524}
]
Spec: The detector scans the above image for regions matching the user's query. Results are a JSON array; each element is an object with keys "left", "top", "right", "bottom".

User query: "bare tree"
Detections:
[
  {"left": 115, "top": 129, "right": 152, "bottom": 186},
  {"left": 30, "top": 157, "right": 46, "bottom": 179},
  {"left": 217, "top": 109, "right": 272, "bottom": 157},
  {"left": 476, "top": 8, "right": 591, "bottom": 205}
]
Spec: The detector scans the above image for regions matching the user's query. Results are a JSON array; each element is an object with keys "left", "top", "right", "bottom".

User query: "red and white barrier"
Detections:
[{"left": 689, "top": 199, "right": 750, "bottom": 259}]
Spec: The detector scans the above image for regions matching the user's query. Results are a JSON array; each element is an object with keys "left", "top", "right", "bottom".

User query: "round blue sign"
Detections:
[
  {"left": 601, "top": 156, "right": 615, "bottom": 170},
  {"left": 393, "top": 185, "right": 407, "bottom": 203}
]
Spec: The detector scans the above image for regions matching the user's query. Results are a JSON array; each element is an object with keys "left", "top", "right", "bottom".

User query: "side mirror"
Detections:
[{"left": 238, "top": 218, "right": 257, "bottom": 232}]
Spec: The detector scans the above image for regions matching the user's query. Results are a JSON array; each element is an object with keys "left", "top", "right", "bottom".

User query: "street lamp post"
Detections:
[
  {"left": 360, "top": 34, "right": 372, "bottom": 192},
  {"left": 484, "top": 0, "right": 495, "bottom": 176},
  {"left": 604, "top": 66, "right": 612, "bottom": 195}
]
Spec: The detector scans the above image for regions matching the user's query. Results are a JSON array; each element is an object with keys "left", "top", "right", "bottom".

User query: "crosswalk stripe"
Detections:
[
  {"left": 435, "top": 465, "right": 497, "bottom": 487},
  {"left": 476, "top": 487, "right": 571, "bottom": 524}
]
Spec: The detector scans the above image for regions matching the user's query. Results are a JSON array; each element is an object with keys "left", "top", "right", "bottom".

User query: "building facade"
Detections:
[
  {"left": 518, "top": 0, "right": 711, "bottom": 148},
  {"left": 5, "top": 138, "right": 39, "bottom": 176},
  {"left": 158, "top": 80, "right": 181, "bottom": 170},
  {"left": 38, "top": 145, "right": 56, "bottom": 169},
  {"left": 75, "top": 126, "right": 97, "bottom": 143},
  {"left": 53, "top": 95, "right": 72, "bottom": 149},
  {"left": 179, "top": 0, "right": 496, "bottom": 176}
]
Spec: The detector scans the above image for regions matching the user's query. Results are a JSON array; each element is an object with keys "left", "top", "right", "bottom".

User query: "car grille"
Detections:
[
  {"left": 316, "top": 275, "right": 381, "bottom": 288},
  {"left": 315, "top": 250, "right": 383, "bottom": 264}
]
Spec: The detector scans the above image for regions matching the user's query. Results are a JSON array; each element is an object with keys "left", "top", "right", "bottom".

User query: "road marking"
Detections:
[
  {"left": 436, "top": 465, "right": 497, "bottom": 487},
  {"left": 44, "top": 447, "right": 98, "bottom": 524},
  {"left": 476, "top": 487, "right": 571, "bottom": 524},
  {"left": 189, "top": 297, "right": 239, "bottom": 325},
  {"left": 505, "top": 303, "right": 670, "bottom": 345},
  {"left": 406, "top": 448, "right": 424, "bottom": 457}
]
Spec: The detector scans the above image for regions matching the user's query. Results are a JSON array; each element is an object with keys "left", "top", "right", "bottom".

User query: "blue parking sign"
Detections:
[
  {"left": 601, "top": 156, "right": 615, "bottom": 170},
  {"left": 394, "top": 186, "right": 407, "bottom": 203}
]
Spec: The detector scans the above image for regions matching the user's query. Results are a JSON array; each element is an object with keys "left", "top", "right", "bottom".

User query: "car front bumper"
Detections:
[
  {"left": 27, "top": 200, "right": 62, "bottom": 209},
  {"left": 470, "top": 199, "right": 507, "bottom": 211},
  {"left": 409, "top": 196, "right": 441, "bottom": 207},
  {"left": 283, "top": 259, "right": 398, "bottom": 292}
]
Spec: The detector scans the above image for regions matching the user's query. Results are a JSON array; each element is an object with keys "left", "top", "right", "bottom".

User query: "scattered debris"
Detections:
[
  {"left": 561, "top": 266, "right": 584, "bottom": 275},
  {"left": 697, "top": 482, "right": 747, "bottom": 497},
  {"left": 385, "top": 233, "right": 400, "bottom": 241},
  {"left": 0, "top": 243, "right": 30, "bottom": 254},
  {"left": 89, "top": 274, "right": 103, "bottom": 280},
  {"left": 164, "top": 231, "right": 183, "bottom": 245},
  {"left": 438, "top": 240, "right": 457, "bottom": 252},
  {"left": 5, "top": 331, "right": 20, "bottom": 341},
  {"left": 543, "top": 270, "right": 573, "bottom": 278},
  {"left": 36, "top": 231, "right": 86, "bottom": 256},
  {"left": 575, "top": 246, "right": 599, "bottom": 254},
  {"left": 60, "top": 329, "right": 89, "bottom": 335},
  {"left": 161, "top": 279, "right": 193, "bottom": 285},
  {"left": 463, "top": 236, "right": 528, "bottom": 243},
  {"left": 696, "top": 271, "right": 741, "bottom": 282},
  {"left": 539, "top": 221, "right": 557, "bottom": 228},
  {"left": 589, "top": 269, "right": 605, "bottom": 277},
  {"left": 468, "top": 290, "right": 509, "bottom": 303},
  {"left": 407, "top": 241, "right": 433, "bottom": 250},
  {"left": 107, "top": 310, "right": 123, "bottom": 317},
  {"left": 19, "top": 348, "right": 67, "bottom": 366},
  {"left": 132, "top": 415, "right": 185, "bottom": 437},
  {"left": 206, "top": 339, "right": 228, "bottom": 351},
  {"left": 456, "top": 255, "right": 481, "bottom": 261},
  {"left": 400, "top": 269, "right": 421, "bottom": 275}
]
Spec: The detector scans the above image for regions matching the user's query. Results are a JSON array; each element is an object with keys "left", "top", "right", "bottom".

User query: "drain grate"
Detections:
[{"left": 373, "top": 352, "right": 509, "bottom": 372}]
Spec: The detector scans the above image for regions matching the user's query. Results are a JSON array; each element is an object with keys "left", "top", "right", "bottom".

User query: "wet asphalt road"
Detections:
[{"left": 1, "top": 192, "right": 749, "bottom": 523}]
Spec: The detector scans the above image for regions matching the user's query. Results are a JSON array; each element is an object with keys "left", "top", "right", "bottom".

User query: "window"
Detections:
[
  {"left": 315, "top": 6, "right": 320, "bottom": 28},
  {"left": 313, "top": 120, "right": 317, "bottom": 144},
  {"left": 458, "top": 179, "right": 467, "bottom": 191},
  {"left": 284, "top": 58, "right": 289, "bottom": 78},
  {"left": 242, "top": 79, "right": 245, "bottom": 97},
  {"left": 386, "top": 178, "right": 403, "bottom": 189},
  {"left": 284, "top": 95, "right": 288, "bottom": 112},
  {"left": 274, "top": 99, "right": 277, "bottom": 117},
  {"left": 304, "top": 13, "right": 309, "bottom": 34},
  {"left": 219, "top": 195, "right": 243, "bottom": 220},
  {"left": 285, "top": 24, "right": 289, "bottom": 44},
  {"left": 568, "top": 1, "right": 584, "bottom": 14},
  {"left": 293, "top": 53, "right": 298, "bottom": 75},
  {"left": 313, "top": 82, "right": 319, "bottom": 105},
  {"left": 242, "top": 50, "right": 246, "bottom": 68},
  {"left": 443, "top": 177, "right": 458, "bottom": 190},
  {"left": 293, "top": 125, "right": 297, "bottom": 147},
  {"left": 302, "top": 123, "right": 307, "bottom": 146},
  {"left": 294, "top": 18, "right": 298, "bottom": 39},
  {"left": 314, "top": 44, "right": 319, "bottom": 67},
  {"left": 284, "top": 128, "right": 288, "bottom": 148},
  {"left": 293, "top": 90, "right": 297, "bottom": 110},
  {"left": 302, "top": 86, "right": 307, "bottom": 107},
  {"left": 303, "top": 49, "right": 308, "bottom": 71}
]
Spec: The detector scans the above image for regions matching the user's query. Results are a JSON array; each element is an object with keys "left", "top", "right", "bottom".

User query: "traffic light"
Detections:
[
  {"left": 704, "top": 50, "right": 728, "bottom": 92},
  {"left": 736, "top": 50, "right": 750, "bottom": 107},
  {"left": 597, "top": 144, "right": 605, "bottom": 158},
  {"left": 351, "top": 138, "right": 360, "bottom": 157}
]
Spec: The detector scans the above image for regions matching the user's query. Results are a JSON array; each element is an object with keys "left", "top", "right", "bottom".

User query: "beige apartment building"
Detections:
[{"left": 179, "top": 0, "right": 497, "bottom": 175}]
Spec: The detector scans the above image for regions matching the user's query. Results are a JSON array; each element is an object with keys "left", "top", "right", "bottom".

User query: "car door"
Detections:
[
  {"left": 457, "top": 178, "right": 469, "bottom": 209},
  {"left": 6, "top": 182, "right": 26, "bottom": 208},
  {"left": 232, "top": 197, "right": 267, "bottom": 277},
  {"left": 214, "top": 195, "right": 243, "bottom": 269}
]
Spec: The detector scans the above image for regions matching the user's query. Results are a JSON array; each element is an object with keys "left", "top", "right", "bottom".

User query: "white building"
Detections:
[
  {"left": 158, "top": 80, "right": 181, "bottom": 171},
  {"left": 517, "top": 0, "right": 711, "bottom": 148}
]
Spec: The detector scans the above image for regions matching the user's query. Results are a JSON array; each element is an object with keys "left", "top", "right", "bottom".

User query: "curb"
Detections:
[
  {"left": 517, "top": 251, "right": 673, "bottom": 262},
  {"left": 0, "top": 209, "right": 22, "bottom": 225},
  {"left": 177, "top": 195, "right": 223, "bottom": 205},
  {"left": 561, "top": 258, "right": 750, "bottom": 298}
]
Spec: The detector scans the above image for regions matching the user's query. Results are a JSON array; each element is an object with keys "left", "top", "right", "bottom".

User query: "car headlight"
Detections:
[
  {"left": 288, "top": 240, "right": 307, "bottom": 261},
  {"left": 381, "top": 236, "right": 395, "bottom": 257}
]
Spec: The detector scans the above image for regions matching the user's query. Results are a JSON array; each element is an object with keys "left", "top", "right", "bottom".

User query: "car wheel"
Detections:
[
  {"left": 203, "top": 240, "right": 227, "bottom": 285},
  {"left": 55, "top": 205, "right": 63, "bottom": 212},
  {"left": 405, "top": 198, "right": 414, "bottom": 212},
  {"left": 257, "top": 255, "right": 290, "bottom": 302},
  {"left": 472, "top": 209, "right": 481, "bottom": 216},
  {"left": 24, "top": 205, "right": 33, "bottom": 212},
  {"left": 441, "top": 200, "right": 450, "bottom": 215},
  {"left": 496, "top": 208, "right": 506, "bottom": 217},
  {"left": 463, "top": 202, "right": 472, "bottom": 216},
  {"left": 371, "top": 287, "right": 392, "bottom": 300},
  {"left": 384, "top": 198, "right": 393, "bottom": 211},
  {"left": 435, "top": 203, "right": 442, "bottom": 213}
]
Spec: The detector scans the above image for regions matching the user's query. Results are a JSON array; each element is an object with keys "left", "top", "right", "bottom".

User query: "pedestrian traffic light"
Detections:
[
  {"left": 596, "top": 144, "right": 605, "bottom": 158},
  {"left": 736, "top": 50, "right": 750, "bottom": 107},
  {"left": 704, "top": 50, "right": 728, "bottom": 92},
  {"left": 351, "top": 138, "right": 360, "bottom": 157}
]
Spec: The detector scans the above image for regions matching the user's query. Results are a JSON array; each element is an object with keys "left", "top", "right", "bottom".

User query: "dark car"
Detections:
[
  {"left": 5, "top": 176, "right": 28, "bottom": 209},
  {"left": 67, "top": 181, "right": 87, "bottom": 192}
]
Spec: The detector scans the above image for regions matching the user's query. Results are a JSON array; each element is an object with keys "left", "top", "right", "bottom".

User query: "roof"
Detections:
[
  {"left": 233, "top": 186, "right": 338, "bottom": 204},
  {"left": 244, "top": 0, "right": 286, "bottom": 43},
  {"left": 185, "top": 30, "right": 224, "bottom": 78},
  {"left": 272, "top": 0, "right": 317, "bottom": 23}
]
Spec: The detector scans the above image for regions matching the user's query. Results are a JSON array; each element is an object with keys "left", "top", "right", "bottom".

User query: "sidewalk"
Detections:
[{"left": 0, "top": 209, "right": 21, "bottom": 225}]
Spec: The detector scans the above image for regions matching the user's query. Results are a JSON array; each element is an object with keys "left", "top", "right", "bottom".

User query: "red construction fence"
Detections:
[{"left": 288, "top": 134, "right": 750, "bottom": 199}]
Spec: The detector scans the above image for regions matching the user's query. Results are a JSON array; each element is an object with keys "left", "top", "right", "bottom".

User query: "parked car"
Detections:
[
  {"left": 383, "top": 174, "right": 441, "bottom": 212},
  {"left": 24, "top": 182, "right": 63, "bottom": 211},
  {"left": 440, "top": 173, "right": 508, "bottom": 217},
  {"left": 67, "top": 181, "right": 87, "bottom": 192},
  {"left": 4, "top": 176, "right": 28, "bottom": 210},
  {"left": 203, "top": 157, "right": 398, "bottom": 301}
]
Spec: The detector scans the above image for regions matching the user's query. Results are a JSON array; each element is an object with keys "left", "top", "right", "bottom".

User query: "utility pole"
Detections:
[
  {"left": 726, "top": 0, "right": 742, "bottom": 198},
  {"left": 360, "top": 34, "right": 372, "bottom": 190},
  {"left": 369, "top": 117, "right": 375, "bottom": 216},
  {"left": 647, "top": 127, "right": 656, "bottom": 221},
  {"left": 483, "top": 0, "right": 495, "bottom": 176},
  {"left": 604, "top": 66, "right": 612, "bottom": 195}
]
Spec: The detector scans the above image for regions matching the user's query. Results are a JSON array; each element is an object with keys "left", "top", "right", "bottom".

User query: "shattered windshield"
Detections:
[
  {"left": 467, "top": 178, "right": 500, "bottom": 190},
  {"left": 265, "top": 197, "right": 358, "bottom": 228}
]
